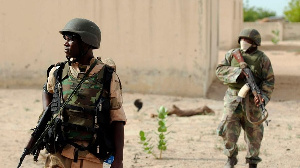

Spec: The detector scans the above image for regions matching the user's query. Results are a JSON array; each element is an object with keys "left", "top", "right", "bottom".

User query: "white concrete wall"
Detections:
[
  {"left": 219, "top": 0, "right": 244, "bottom": 50},
  {"left": 0, "top": 0, "right": 219, "bottom": 97},
  {"left": 205, "top": 0, "right": 219, "bottom": 94}
]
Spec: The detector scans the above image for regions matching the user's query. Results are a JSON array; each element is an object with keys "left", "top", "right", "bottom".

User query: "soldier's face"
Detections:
[{"left": 63, "top": 34, "right": 80, "bottom": 58}]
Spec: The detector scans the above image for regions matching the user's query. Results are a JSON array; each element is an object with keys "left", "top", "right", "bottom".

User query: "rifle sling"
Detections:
[
  {"left": 30, "top": 59, "right": 98, "bottom": 155},
  {"left": 61, "top": 59, "right": 98, "bottom": 109},
  {"left": 232, "top": 50, "right": 269, "bottom": 126},
  {"left": 244, "top": 94, "right": 268, "bottom": 126}
]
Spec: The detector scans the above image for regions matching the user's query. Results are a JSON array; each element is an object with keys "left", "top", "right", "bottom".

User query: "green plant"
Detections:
[
  {"left": 284, "top": 0, "right": 300, "bottom": 22},
  {"left": 244, "top": 0, "right": 276, "bottom": 22},
  {"left": 139, "top": 131, "right": 157, "bottom": 158},
  {"left": 271, "top": 30, "right": 280, "bottom": 45},
  {"left": 139, "top": 106, "right": 169, "bottom": 159}
]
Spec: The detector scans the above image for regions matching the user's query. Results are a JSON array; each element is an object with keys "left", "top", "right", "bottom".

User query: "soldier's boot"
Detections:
[
  {"left": 249, "top": 164, "right": 257, "bottom": 168},
  {"left": 224, "top": 156, "right": 238, "bottom": 168}
]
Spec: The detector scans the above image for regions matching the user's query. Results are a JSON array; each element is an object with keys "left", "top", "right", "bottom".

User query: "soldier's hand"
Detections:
[{"left": 254, "top": 96, "right": 264, "bottom": 107}]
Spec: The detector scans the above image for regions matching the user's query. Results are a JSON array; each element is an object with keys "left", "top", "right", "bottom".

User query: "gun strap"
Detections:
[
  {"left": 60, "top": 59, "right": 98, "bottom": 110},
  {"left": 232, "top": 49, "right": 244, "bottom": 62},
  {"left": 29, "top": 59, "right": 98, "bottom": 154},
  {"left": 244, "top": 94, "right": 269, "bottom": 126},
  {"left": 232, "top": 49, "right": 269, "bottom": 126},
  {"left": 232, "top": 49, "right": 248, "bottom": 69},
  {"left": 62, "top": 64, "right": 114, "bottom": 162}
]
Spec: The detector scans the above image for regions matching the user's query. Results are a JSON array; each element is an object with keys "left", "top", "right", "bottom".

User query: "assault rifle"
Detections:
[
  {"left": 17, "top": 104, "right": 52, "bottom": 168},
  {"left": 232, "top": 49, "right": 269, "bottom": 126},
  {"left": 18, "top": 60, "right": 99, "bottom": 168}
]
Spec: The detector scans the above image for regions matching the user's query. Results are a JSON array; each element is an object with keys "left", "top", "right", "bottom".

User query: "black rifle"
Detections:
[
  {"left": 17, "top": 104, "right": 52, "bottom": 168},
  {"left": 18, "top": 60, "right": 99, "bottom": 168},
  {"left": 232, "top": 49, "right": 269, "bottom": 126}
]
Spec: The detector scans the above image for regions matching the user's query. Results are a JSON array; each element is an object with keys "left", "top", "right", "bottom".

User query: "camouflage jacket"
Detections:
[{"left": 216, "top": 48, "right": 275, "bottom": 110}]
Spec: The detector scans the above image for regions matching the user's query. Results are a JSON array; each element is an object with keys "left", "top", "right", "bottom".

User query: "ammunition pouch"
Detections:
[
  {"left": 87, "top": 66, "right": 115, "bottom": 160},
  {"left": 46, "top": 62, "right": 115, "bottom": 160},
  {"left": 88, "top": 127, "right": 114, "bottom": 161},
  {"left": 89, "top": 97, "right": 114, "bottom": 160},
  {"left": 45, "top": 118, "right": 66, "bottom": 154}
]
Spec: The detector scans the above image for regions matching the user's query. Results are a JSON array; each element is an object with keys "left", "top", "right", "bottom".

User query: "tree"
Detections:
[
  {"left": 284, "top": 0, "right": 300, "bottom": 22},
  {"left": 243, "top": 0, "right": 276, "bottom": 22}
]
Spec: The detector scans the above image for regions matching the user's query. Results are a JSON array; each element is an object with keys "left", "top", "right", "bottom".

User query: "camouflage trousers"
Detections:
[{"left": 217, "top": 102, "right": 264, "bottom": 164}]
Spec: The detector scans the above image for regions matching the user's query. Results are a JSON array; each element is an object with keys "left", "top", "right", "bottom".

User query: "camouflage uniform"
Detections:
[
  {"left": 45, "top": 57, "right": 126, "bottom": 168},
  {"left": 216, "top": 46, "right": 274, "bottom": 164}
]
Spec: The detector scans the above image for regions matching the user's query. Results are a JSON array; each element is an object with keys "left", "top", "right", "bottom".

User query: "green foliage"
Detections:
[
  {"left": 139, "top": 131, "right": 157, "bottom": 157},
  {"left": 271, "top": 30, "right": 280, "bottom": 44},
  {"left": 243, "top": 0, "right": 276, "bottom": 22},
  {"left": 139, "top": 106, "right": 170, "bottom": 159},
  {"left": 284, "top": 0, "right": 300, "bottom": 22}
]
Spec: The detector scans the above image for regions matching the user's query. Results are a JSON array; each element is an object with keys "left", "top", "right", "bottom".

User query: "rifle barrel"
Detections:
[{"left": 17, "top": 149, "right": 28, "bottom": 168}]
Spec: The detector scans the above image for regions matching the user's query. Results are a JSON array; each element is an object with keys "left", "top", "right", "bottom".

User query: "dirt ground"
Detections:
[{"left": 1, "top": 41, "right": 300, "bottom": 168}]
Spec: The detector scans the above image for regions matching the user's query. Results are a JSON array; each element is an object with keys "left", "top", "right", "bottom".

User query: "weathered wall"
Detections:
[
  {"left": 243, "top": 22, "right": 284, "bottom": 41},
  {"left": 0, "top": 0, "right": 219, "bottom": 97},
  {"left": 219, "top": 0, "right": 244, "bottom": 50},
  {"left": 283, "top": 23, "right": 300, "bottom": 40},
  {"left": 243, "top": 22, "right": 300, "bottom": 41}
]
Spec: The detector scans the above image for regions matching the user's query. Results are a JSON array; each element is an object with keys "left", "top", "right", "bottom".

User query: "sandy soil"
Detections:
[{"left": 1, "top": 41, "right": 300, "bottom": 168}]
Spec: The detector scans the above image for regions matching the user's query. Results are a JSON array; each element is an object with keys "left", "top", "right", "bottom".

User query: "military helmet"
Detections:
[
  {"left": 60, "top": 18, "right": 101, "bottom": 49},
  {"left": 238, "top": 28, "right": 261, "bottom": 46}
]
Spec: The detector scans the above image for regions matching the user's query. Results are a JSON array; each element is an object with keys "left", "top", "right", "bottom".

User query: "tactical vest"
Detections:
[
  {"left": 227, "top": 50, "right": 263, "bottom": 90},
  {"left": 48, "top": 58, "right": 115, "bottom": 160},
  {"left": 61, "top": 62, "right": 105, "bottom": 141}
]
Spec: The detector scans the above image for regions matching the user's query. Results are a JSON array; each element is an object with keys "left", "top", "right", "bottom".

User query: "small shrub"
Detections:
[
  {"left": 139, "top": 106, "right": 170, "bottom": 159},
  {"left": 271, "top": 30, "right": 280, "bottom": 45}
]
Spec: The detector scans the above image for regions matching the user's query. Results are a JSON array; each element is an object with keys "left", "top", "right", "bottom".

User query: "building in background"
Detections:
[
  {"left": 0, "top": 0, "right": 243, "bottom": 97},
  {"left": 219, "top": 0, "right": 244, "bottom": 50}
]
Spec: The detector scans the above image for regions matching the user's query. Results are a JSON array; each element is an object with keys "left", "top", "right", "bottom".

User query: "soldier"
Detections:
[
  {"left": 42, "top": 18, "right": 126, "bottom": 168},
  {"left": 216, "top": 28, "right": 275, "bottom": 168}
]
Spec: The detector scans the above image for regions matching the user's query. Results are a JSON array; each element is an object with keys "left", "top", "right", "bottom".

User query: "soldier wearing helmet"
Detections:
[
  {"left": 216, "top": 28, "right": 275, "bottom": 168},
  {"left": 42, "top": 18, "right": 126, "bottom": 168}
]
